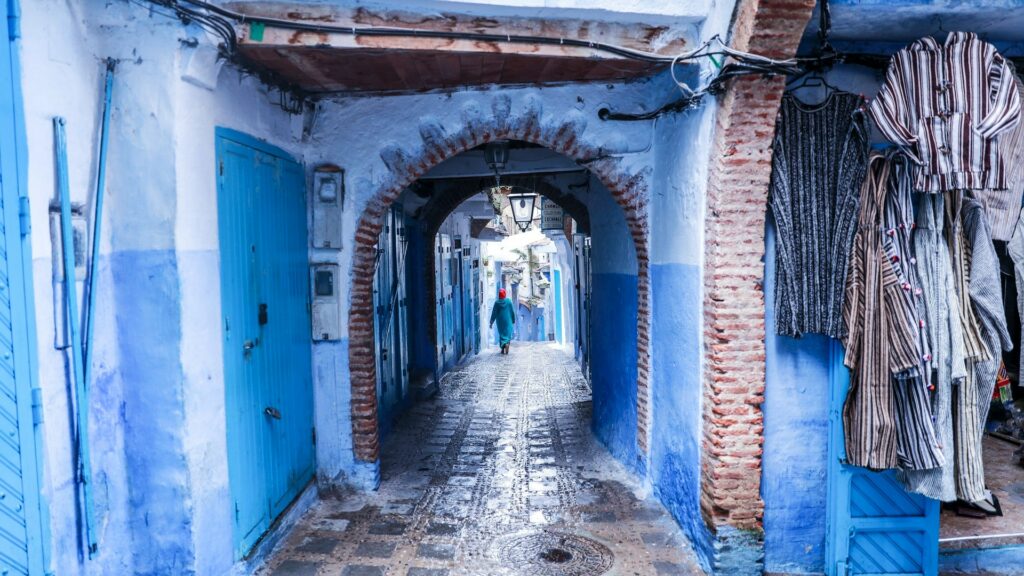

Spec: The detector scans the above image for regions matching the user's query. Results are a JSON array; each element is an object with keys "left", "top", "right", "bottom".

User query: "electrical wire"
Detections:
[{"left": 142, "top": 0, "right": 844, "bottom": 122}]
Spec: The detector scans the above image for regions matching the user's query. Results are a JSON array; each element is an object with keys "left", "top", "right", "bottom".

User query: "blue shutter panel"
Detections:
[
  {"left": 0, "top": 0, "right": 45, "bottom": 572},
  {"left": 827, "top": 342, "right": 939, "bottom": 576}
]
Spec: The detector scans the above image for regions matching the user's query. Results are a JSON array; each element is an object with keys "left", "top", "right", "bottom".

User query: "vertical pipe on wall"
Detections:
[
  {"left": 82, "top": 59, "right": 114, "bottom": 400},
  {"left": 79, "top": 59, "right": 113, "bottom": 558},
  {"left": 54, "top": 117, "right": 97, "bottom": 558}
]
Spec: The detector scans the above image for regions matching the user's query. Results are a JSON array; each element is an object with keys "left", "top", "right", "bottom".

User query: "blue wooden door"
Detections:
[
  {"left": 396, "top": 210, "right": 409, "bottom": 402},
  {"left": 472, "top": 265, "right": 481, "bottom": 354},
  {"left": 0, "top": 2, "right": 47, "bottom": 572},
  {"left": 216, "top": 129, "right": 314, "bottom": 558},
  {"left": 434, "top": 234, "right": 445, "bottom": 378},
  {"left": 826, "top": 342, "right": 939, "bottom": 576},
  {"left": 553, "top": 269, "right": 563, "bottom": 343}
]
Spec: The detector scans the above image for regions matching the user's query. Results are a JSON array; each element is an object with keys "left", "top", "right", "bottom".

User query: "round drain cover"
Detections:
[{"left": 493, "top": 531, "right": 614, "bottom": 575}]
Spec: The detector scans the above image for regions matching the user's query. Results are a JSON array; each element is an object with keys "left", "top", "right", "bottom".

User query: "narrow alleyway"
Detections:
[{"left": 262, "top": 343, "right": 702, "bottom": 575}]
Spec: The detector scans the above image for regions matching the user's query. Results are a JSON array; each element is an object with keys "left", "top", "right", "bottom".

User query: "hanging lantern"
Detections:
[
  {"left": 508, "top": 192, "right": 537, "bottom": 232},
  {"left": 484, "top": 141, "right": 510, "bottom": 174}
]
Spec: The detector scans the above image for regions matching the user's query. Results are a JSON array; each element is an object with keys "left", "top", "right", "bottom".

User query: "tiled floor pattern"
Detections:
[{"left": 260, "top": 343, "right": 703, "bottom": 575}]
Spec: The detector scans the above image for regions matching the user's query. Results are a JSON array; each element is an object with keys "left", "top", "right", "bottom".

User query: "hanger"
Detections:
[{"left": 785, "top": 69, "right": 843, "bottom": 95}]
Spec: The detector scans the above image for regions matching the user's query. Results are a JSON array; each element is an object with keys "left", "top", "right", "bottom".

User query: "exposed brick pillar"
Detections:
[{"left": 701, "top": 0, "right": 816, "bottom": 571}]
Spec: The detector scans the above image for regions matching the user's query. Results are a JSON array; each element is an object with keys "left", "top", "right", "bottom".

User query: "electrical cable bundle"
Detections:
[{"left": 141, "top": 0, "right": 838, "bottom": 120}]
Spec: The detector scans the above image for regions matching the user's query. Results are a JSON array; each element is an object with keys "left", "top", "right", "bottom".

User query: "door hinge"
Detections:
[
  {"left": 219, "top": 160, "right": 224, "bottom": 176},
  {"left": 18, "top": 195, "right": 30, "bottom": 237},
  {"left": 7, "top": 0, "right": 21, "bottom": 39},
  {"left": 31, "top": 386, "right": 43, "bottom": 425},
  {"left": 311, "top": 427, "right": 316, "bottom": 445}
]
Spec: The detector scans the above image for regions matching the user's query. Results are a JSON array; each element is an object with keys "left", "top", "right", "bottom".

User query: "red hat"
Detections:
[{"left": 499, "top": 288, "right": 507, "bottom": 299}]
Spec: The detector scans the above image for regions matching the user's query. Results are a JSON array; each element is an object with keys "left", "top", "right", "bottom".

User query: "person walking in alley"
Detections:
[{"left": 490, "top": 288, "right": 516, "bottom": 355}]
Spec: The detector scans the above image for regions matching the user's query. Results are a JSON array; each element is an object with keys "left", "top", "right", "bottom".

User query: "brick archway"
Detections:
[{"left": 348, "top": 95, "right": 651, "bottom": 462}]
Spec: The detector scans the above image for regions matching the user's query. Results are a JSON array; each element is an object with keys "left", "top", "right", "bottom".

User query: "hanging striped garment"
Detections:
[
  {"left": 955, "top": 198, "right": 1012, "bottom": 502},
  {"left": 882, "top": 152, "right": 945, "bottom": 471},
  {"left": 870, "top": 32, "right": 1021, "bottom": 193},
  {"left": 973, "top": 65, "right": 1024, "bottom": 241},
  {"left": 770, "top": 92, "right": 869, "bottom": 338},
  {"left": 900, "top": 193, "right": 969, "bottom": 502},
  {"left": 842, "top": 153, "right": 935, "bottom": 470},
  {"left": 947, "top": 191, "right": 992, "bottom": 363}
]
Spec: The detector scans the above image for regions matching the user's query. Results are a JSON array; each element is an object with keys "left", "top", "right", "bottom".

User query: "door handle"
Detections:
[
  {"left": 264, "top": 406, "right": 282, "bottom": 420},
  {"left": 244, "top": 338, "right": 259, "bottom": 351}
]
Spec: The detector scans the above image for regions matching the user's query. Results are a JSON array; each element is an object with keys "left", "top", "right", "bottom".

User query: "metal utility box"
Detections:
[
  {"left": 312, "top": 165, "right": 344, "bottom": 249},
  {"left": 311, "top": 263, "right": 341, "bottom": 341}
]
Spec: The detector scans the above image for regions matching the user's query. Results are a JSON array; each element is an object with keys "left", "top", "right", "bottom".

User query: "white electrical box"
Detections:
[
  {"left": 311, "top": 264, "right": 341, "bottom": 341},
  {"left": 312, "top": 165, "right": 344, "bottom": 249}
]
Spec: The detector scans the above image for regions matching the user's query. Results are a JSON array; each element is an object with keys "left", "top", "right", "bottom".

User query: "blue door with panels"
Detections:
[
  {"left": 374, "top": 203, "right": 410, "bottom": 429},
  {"left": 826, "top": 342, "right": 939, "bottom": 576},
  {"left": 216, "top": 129, "right": 315, "bottom": 558},
  {"left": 0, "top": 2, "right": 47, "bottom": 573}
]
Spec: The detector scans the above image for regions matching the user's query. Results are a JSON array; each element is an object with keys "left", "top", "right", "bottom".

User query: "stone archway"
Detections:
[{"left": 348, "top": 94, "right": 652, "bottom": 462}]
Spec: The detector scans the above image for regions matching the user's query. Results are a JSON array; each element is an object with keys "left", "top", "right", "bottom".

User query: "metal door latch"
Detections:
[
  {"left": 244, "top": 338, "right": 259, "bottom": 351},
  {"left": 264, "top": 407, "right": 282, "bottom": 420}
]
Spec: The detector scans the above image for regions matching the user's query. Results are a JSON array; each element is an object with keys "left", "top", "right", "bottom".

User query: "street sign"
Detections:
[{"left": 541, "top": 198, "right": 564, "bottom": 230}]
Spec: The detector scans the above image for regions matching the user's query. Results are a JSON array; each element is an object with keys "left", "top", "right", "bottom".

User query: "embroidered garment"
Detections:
[
  {"left": 870, "top": 32, "right": 1021, "bottom": 193},
  {"left": 770, "top": 92, "right": 869, "bottom": 338},
  {"left": 842, "top": 153, "right": 935, "bottom": 470},
  {"left": 972, "top": 65, "right": 1024, "bottom": 240},
  {"left": 881, "top": 153, "right": 944, "bottom": 471}
]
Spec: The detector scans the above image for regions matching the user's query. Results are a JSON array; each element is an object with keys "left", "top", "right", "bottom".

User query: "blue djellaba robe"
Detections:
[{"left": 489, "top": 297, "right": 516, "bottom": 346}]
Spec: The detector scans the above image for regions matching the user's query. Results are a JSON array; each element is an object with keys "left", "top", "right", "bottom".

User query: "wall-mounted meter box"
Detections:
[
  {"left": 311, "top": 263, "right": 341, "bottom": 342},
  {"left": 312, "top": 165, "right": 344, "bottom": 250}
]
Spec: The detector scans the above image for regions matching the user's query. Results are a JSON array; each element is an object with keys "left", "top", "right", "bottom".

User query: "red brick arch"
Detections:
[{"left": 348, "top": 96, "right": 651, "bottom": 462}]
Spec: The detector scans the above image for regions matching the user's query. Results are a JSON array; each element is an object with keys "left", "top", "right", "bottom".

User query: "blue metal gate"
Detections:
[
  {"left": 216, "top": 129, "right": 314, "bottom": 558},
  {"left": 826, "top": 342, "right": 939, "bottom": 576},
  {"left": 0, "top": 2, "right": 47, "bottom": 573}
]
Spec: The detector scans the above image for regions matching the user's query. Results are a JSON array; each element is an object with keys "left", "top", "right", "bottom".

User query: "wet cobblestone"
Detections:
[{"left": 261, "top": 343, "right": 703, "bottom": 575}]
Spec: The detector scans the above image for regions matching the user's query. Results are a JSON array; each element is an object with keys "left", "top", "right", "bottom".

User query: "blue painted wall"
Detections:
[
  {"left": 760, "top": 190, "right": 832, "bottom": 575},
  {"left": 590, "top": 272, "right": 641, "bottom": 472},
  {"left": 649, "top": 262, "right": 712, "bottom": 564},
  {"left": 112, "top": 250, "right": 194, "bottom": 574},
  {"left": 646, "top": 80, "right": 716, "bottom": 571}
]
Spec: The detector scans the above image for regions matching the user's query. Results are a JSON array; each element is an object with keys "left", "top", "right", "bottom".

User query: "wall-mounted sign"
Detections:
[{"left": 541, "top": 198, "right": 564, "bottom": 231}]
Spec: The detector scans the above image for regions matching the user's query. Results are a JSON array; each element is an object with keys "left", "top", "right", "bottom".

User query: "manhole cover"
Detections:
[{"left": 492, "top": 531, "right": 614, "bottom": 575}]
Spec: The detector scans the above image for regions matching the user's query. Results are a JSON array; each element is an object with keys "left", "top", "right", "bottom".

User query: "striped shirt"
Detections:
[
  {"left": 883, "top": 152, "right": 945, "bottom": 471},
  {"left": 843, "top": 153, "right": 932, "bottom": 470},
  {"left": 870, "top": 32, "right": 1021, "bottom": 193},
  {"left": 972, "top": 65, "right": 1024, "bottom": 241}
]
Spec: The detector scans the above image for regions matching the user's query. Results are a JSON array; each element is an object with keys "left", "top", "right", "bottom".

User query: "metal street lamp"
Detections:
[
  {"left": 484, "top": 141, "right": 510, "bottom": 186},
  {"left": 508, "top": 192, "right": 537, "bottom": 232}
]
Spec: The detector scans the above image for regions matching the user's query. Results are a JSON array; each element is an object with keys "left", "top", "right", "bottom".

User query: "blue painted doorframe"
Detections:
[
  {"left": 826, "top": 341, "right": 939, "bottom": 576},
  {"left": 0, "top": 0, "right": 48, "bottom": 573},
  {"left": 216, "top": 129, "right": 315, "bottom": 559}
]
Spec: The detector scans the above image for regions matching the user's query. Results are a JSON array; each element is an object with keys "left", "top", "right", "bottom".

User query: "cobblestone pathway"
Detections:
[{"left": 261, "top": 343, "right": 703, "bottom": 576}]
